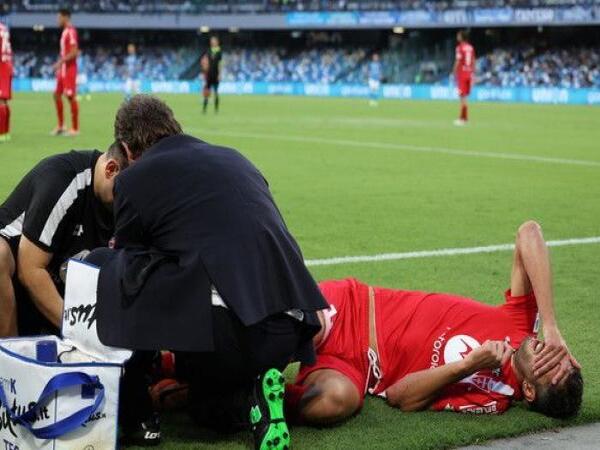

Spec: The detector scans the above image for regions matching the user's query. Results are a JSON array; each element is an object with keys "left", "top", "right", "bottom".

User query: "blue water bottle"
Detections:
[{"left": 36, "top": 340, "right": 57, "bottom": 363}]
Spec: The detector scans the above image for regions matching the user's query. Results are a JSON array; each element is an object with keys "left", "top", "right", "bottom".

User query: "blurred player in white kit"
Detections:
[{"left": 124, "top": 43, "right": 140, "bottom": 99}]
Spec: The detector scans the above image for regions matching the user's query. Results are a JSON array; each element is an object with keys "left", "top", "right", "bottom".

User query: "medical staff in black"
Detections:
[
  {"left": 0, "top": 144, "right": 126, "bottom": 337},
  {"left": 91, "top": 95, "right": 327, "bottom": 449}
]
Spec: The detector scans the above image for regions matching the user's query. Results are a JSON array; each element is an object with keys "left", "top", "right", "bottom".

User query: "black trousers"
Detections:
[
  {"left": 177, "top": 306, "right": 315, "bottom": 431},
  {"left": 120, "top": 306, "right": 316, "bottom": 431},
  {"left": 86, "top": 248, "right": 319, "bottom": 431}
]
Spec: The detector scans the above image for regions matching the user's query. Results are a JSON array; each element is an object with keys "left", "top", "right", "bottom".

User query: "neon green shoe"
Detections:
[
  {"left": 250, "top": 368, "right": 290, "bottom": 450},
  {"left": 0, "top": 133, "right": 8, "bottom": 143}
]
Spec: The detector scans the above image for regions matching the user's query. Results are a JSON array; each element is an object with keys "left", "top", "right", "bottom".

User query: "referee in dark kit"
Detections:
[
  {"left": 201, "top": 35, "right": 222, "bottom": 114},
  {"left": 0, "top": 143, "right": 127, "bottom": 337}
]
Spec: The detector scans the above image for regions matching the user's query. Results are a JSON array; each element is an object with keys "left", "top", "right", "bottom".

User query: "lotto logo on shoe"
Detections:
[{"left": 144, "top": 431, "right": 160, "bottom": 440}]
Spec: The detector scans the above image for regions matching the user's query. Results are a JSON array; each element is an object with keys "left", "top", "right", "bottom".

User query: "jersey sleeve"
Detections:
[
  {"left": 431, "top": 384, "right": 511, "bottom": 415},
  {"left": 69, "top": 28, "right": 78, "bottom": 49},
  {"left": 21, "top": 166, "right": 81, "bottom": 253},
  {"left": 499, "top": 289, "right": 539, "bottom": 335}
]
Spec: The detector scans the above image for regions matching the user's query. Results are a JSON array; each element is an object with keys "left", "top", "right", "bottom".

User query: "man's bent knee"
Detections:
[{"left": 300, "top": 370, "right": 361, "bottom": 425}]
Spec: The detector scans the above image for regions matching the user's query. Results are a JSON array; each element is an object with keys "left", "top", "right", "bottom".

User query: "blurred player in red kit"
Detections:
[
  {"left": 453, "top": 30, "right": 475, "bottom": 126},
  {"left": 52, "top": 8, "right": 79, "bottom": 136},
  {"left": 0, "top": 21, "right": 13, "bottom": 142}
]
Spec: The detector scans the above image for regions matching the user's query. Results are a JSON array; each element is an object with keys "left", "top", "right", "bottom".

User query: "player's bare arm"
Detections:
[
  {"left": 53, "top": 46, "right": 78, "bottom": 72},
  {"left": 386, "top": 340, "right": 513, "bottom": 411},
  {"left": 511, "top": 220, "right": 580, "bottom": 384},
  {"left": 16, "top": 235, "right": 63, "bottom": 327},
  {"left": 0, "top": 238, "right": 17, "bottom": 336}
]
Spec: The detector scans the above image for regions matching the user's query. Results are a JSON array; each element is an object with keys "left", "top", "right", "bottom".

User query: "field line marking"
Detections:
[
  {"left": 305, "top": 236, "right": 600, "bottom": 267},
  {"left": 192, "top": 129, "right": 600, "bottom": 168}
]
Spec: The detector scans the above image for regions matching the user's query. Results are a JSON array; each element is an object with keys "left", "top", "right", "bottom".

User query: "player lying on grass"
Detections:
[
  {"left": 285, "top": 220, "right": 583, "bottom": 424},
  {"left": 0, "top": 143, "right": 126, "bottom": 337}
]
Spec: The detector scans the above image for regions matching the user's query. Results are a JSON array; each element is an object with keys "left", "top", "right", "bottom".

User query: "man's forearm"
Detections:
[
  {"left": 517, "top": 222, "right": 557, "bottom": 328},
  {"left": 58, "top": 49, "right": 78, "bottom": 65},
  {"left": 20, "top": 269, "right": 63, "bottom": 328},
  {"left": 386, "top": 360, "right": 471, "bottom": 412}
]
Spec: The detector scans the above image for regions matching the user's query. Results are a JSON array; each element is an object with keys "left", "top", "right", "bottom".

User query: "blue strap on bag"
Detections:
[{"left": 0, "top": 371, "right": 104, "bottom": 440}]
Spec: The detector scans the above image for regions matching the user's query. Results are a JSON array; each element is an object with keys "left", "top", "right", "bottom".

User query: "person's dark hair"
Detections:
[
  {"left": 529, "top": 369, "right": 583, "bottom": 419},
  {"left": 458, "top": 30, "right": 470, "bottom": 42},
  {"left": 114, "top": 95, "right": 182, "bottom": 160},
  {"left": 58, "top": 8, "right": 71, "bottom": 17},
  {"left": 106, "top": 141, "right": 129, "bottom": 170}
]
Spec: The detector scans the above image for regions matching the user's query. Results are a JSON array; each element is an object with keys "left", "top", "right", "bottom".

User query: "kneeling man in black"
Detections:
[{"left": 90, "top": 95, "right": 327, "bottom": 449}]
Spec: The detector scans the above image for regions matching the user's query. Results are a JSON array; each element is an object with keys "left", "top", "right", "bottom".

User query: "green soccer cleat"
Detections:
[{"left": 250, "top": 368, "right": 290, "bottom": 450}]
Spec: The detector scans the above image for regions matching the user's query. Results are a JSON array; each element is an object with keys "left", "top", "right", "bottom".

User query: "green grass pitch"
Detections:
[{"left": 1, "top": 93, "right": 599, "bottom": 449}]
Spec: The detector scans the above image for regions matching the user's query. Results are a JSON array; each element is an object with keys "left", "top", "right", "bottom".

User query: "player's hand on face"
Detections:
[
  {"left": 465, "top": 340, "right": 514, "bottom": 372},
  {"left": 533, "top": 327, "right": 580, "bottom": 385}
]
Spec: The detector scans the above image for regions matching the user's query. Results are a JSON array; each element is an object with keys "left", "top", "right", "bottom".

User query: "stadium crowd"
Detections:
[
  {"left": 10, "top": 44, "right": 600, "bottom": 88},
  {"left": 12, "top": 46, "right": 195, "bottom": 80},
  {"left": 5, "top": 0, "right": 600, "bottom": 14},
  {"left": 477, "top": 46, "right": 600, "bottom": 88}
]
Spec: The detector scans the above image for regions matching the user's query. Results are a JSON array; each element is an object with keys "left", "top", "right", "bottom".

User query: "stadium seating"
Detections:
[
  {"left": 11, "top": 43, "right": 600, "bottom": 88},
  {"left": 9, "top": 0, "right": 600, "bottom": 14}
]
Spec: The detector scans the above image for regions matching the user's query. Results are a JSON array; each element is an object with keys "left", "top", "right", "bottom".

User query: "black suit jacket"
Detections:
[{"left": 96, "top": 134, "right": 327, "bottom": 351}]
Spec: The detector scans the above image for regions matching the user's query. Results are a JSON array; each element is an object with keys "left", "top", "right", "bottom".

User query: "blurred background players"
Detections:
[
  {"left": 124, "top": 43, "right": 140, "bottom": 100},
  {"left": 453, "top": 30, "right": 475, "bottom": 126},
  {"left": 52, "top": 8, "right": 79, "bottom": 136},
  {"left": 368, "top": 53, "right": 382, "bottom": 107},
  {"left": 201, "top": 36, "right": 222, "bottom": 114},
  {"left": 0, "top": 21, "right": 12, "bottom": 142}
]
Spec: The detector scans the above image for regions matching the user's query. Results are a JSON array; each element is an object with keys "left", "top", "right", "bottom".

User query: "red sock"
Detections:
[
  {"left": 5, "top": 104, "right": 10, "bottom": 134},
  {"left": 460, "top": 105, "right": 468, "bottom": 121},
  {"left": 0, "top": 104, "right": 6, "bottom": 134},
  {"left": 55, "top": 96, "right": 64, "bottom": 128},
  {"left": 69, "top": 97, "right": 79, "bottom": 131},
  {"left": 284, "top": 383, "right": 308, "bottom": 425}
]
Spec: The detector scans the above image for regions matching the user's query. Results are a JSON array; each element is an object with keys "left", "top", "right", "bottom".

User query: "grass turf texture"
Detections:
[{"left": 1, "top": 93, "right": 599, "bottom": 449}]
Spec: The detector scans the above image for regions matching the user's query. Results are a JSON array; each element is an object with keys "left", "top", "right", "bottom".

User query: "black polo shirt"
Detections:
[{"left": 0, "top": 150, "right": 113, "bottom": 281}]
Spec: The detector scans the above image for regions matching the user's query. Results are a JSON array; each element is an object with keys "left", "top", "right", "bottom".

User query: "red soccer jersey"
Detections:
[
  {"left": 0, "top": 23, "right": 12, "bottom": 64},
  {"left": 59, "top": 25, "right": 78, "bottom": 75},
  {"left": 298, "top": 279, "right": 539, "bottom": 415},
  {"left": 455, "top": 42, "right": 475, "bottom": 77},
  {"left": 373, "top": 286, "right": 538, "bottom": 414}
]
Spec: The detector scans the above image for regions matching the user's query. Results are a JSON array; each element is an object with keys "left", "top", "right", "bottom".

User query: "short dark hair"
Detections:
[
  {"left": 58, "top": 8, "right": 71, "bottom": 17},
  {"left": 530, "top": 369, "right": 583, "bottom": 419},
  {"left": 458, "top": 30, "right": 470, "bottom": 41},
  {"left": 114, "top": 95, "right": 182, "bottom": 160},
  {"left": 106, "top": 141, "right": 129, "bottom": 170}
]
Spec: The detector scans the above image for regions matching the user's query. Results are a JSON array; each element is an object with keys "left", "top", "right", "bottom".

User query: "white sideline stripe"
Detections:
[
  {"left": 305, "top": 236, "right": 600, "bottom": 267},
  {"left": 194, "top": 129, "right": 600, "bottom": 168}
]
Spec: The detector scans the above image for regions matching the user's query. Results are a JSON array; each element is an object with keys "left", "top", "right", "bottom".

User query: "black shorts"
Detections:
[
  {"left": 1, "top": 235, "right": 60, "bottom": 336},
  {"left": 204, "top": 77, "right": 219, "bottom": 91}
]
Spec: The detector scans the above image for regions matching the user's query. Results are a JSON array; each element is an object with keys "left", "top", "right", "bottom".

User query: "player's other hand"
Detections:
[
  {"left": 534, "top": 327, "right": 580, "bottom": 385},
  {"left": 464, "top": 340, "right": 514, "bottom": 372}
]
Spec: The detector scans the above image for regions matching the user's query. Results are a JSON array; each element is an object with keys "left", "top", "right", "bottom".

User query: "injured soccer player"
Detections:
[{"left": 285, "top": 220, "right": 583, "bottom": 424}]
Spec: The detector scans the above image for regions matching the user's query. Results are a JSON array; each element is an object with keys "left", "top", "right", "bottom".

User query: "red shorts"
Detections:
[
  {"left": 55, "top": 71, "right": 77, "bottom": 97},
  {"left": 295, "top": 279, "right": 371, "bottom": 407},
  {"left": 0, "top": 63, "right": 13, "bottom": 100},
  {"left": 457, "top": 74, "right": 472, "bottom": 97}
]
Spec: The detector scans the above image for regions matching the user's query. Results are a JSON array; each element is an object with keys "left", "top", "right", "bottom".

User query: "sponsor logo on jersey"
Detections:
[{"left": 437, "top": 334, "right": 515, "bottom": 396}]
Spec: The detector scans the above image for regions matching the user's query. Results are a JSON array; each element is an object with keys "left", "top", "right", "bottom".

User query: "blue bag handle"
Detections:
[{"left": 0, "top": 371, "right": 104, "bottom": 440}]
